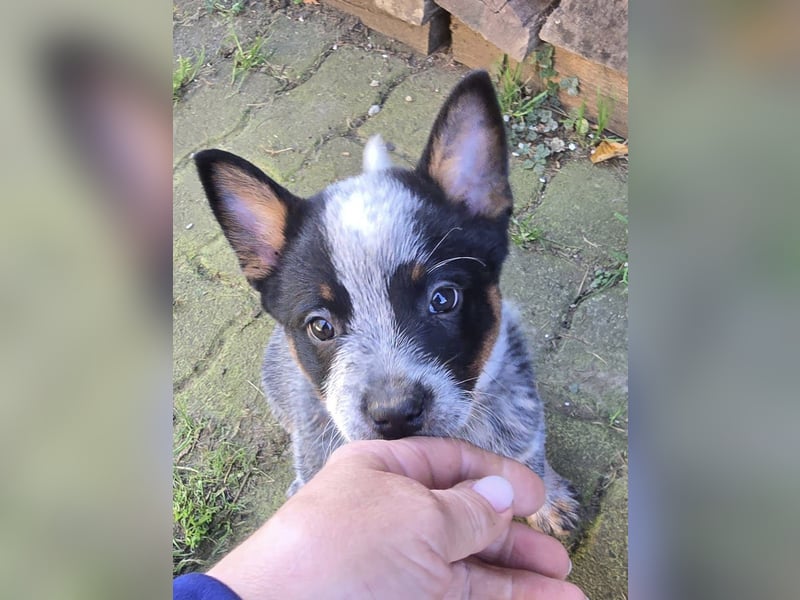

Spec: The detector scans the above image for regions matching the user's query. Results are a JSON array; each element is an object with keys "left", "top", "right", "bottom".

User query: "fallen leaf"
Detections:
[
  {"left": 304, "top": 0, "right": 319, "bottom": 4},
  {"left": 590, "top": 140, "right": 628, "bottom": 164}
]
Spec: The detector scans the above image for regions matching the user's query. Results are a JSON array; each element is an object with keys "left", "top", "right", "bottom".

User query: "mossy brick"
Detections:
[
  {"left": 221, "top": 47, "right": 411, "bottom": 177},
  {"left": 173, "top": 71, "right": 281, "bottom": 160},
  {"left": 533, "top": 160, "right": 627, "bottom": 264},
  {"left": 541, "top": 286, "right": 628, "bottom": 424},
  {"left": 570, "top": 469, "right": 629, "bottom": 600},
  {"left": 357, "top": 67, "right": 465, "bottom": 160}
]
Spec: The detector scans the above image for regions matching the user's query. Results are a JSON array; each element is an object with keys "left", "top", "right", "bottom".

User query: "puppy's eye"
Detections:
[
  {"left": 429, "top": 286, "right": 460, "bottom": 314},
  {"left": 308, "top": 317, "right": 335, "bottom": 341}
]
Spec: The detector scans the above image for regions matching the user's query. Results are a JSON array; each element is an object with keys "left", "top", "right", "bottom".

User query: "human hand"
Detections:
[{"left": 208, "top": 437, "right": 586, "bottom": 599}]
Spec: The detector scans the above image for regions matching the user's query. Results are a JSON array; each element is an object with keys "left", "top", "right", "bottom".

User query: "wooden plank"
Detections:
[
  {"left": 436, "top": 0, "right": 554, "bottom": 61},
  {"left": 550, "top": 45, "right": 628, "bottom": 137},
  {"left": 373, "top": 0, "right": 441, "bottom": 26},
  {"left": 323, "top": 0, "right": 450, "bottom": 55}
]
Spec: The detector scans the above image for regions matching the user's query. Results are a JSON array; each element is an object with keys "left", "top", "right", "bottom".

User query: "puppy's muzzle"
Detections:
[{"left": 361, "top": 378, "right": 433, "bottom": 440}]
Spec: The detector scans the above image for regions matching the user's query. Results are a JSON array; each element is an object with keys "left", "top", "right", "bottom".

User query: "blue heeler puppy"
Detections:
[{"left": 194, "top": 70, "right": 579, "bottom": 536}]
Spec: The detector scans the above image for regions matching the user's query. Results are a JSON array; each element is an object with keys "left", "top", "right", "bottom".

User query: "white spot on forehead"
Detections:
[
  {"left": 324, "top": 173, "right": 424, "bottom": 271},
  {"left": 323, "top": 172, "right": 424, "bottom": 336}
]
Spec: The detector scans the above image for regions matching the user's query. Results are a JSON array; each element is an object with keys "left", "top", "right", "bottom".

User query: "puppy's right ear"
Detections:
[{"left": 194, "top": 150, "right": 299, "bottom": 286}]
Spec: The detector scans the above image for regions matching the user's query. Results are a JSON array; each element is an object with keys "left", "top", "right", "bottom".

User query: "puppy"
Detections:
[{"left": 194, "top": 70, "right": 579, "bottom": 535}]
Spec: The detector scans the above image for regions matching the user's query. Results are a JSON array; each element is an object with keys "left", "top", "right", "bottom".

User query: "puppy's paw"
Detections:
[{"left": 526, "top": 482, "right": 580, "bottom": 538}]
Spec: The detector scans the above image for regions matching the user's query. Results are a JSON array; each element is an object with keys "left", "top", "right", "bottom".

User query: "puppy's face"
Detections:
[{"left": 196, "top": 71, "right": 513, "bottom": 441}]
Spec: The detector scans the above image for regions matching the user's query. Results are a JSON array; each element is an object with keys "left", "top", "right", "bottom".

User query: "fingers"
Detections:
[
  {"left": 331, "top": 437, "right": 545, "bottom": 516},
  {"left": 448, "top": 558, "right": 586, "bottom": 600},
  {"left": 476, "top": 521, "right": 572, "bottom": 579},
  {"left": 429, "top": 476, "right": 516, "bottom": 562}
]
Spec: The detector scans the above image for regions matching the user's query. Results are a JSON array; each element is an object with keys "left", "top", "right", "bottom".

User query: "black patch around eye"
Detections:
[{"left": 429, "top": 286, "right": 459, "bottom": 314}]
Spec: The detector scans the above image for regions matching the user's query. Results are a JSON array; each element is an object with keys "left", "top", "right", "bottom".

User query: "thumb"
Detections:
[{"left": 430, "top": 475, "right": 515, "bottom": 563}]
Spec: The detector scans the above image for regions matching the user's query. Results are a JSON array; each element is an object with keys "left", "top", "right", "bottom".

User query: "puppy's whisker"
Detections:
[
  {"left": 428, "top": 256, "right": 486, "bottom": 273},
  {"left": 426, "top": 226, "right": 463, "bottom": 260}
]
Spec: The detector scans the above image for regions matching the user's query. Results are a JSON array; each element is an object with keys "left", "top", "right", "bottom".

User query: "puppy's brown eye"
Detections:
[
  {"left": 308, "top": 317, "right": 335, "bottom": 341},
  {"left": 429, "top": 286, "right": 459, "bottom": 314}
]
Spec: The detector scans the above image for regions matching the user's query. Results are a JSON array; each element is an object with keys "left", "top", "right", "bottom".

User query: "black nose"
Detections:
[{"left": 362, "top": 380, "right": 431, "bottom": 440}]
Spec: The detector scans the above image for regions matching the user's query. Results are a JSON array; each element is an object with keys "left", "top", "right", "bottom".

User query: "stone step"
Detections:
[
  {"left": 322, "top": 0, "right": 450, "bottom": 55},
  {"left": 434, "top": 0, "right": 555, "bottom": 62},
  {"left": 539, "top": 0, "right": 628, "bottom": 136}
]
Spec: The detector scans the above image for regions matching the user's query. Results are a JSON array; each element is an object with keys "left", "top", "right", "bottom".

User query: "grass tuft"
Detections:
[
  {"left": 173, "top": 410, "right": 261, "bottom": 575},
  {"left": 173, "top": 50, "right": 205, "bottom": 102},
  {"left": 228, "top": 29, "right": 268, "bottom": 85}
]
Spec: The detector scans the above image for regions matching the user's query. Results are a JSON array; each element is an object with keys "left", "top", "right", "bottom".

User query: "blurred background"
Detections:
[{"left": 0, "top": 0, "right": 797, "bottom": 597}]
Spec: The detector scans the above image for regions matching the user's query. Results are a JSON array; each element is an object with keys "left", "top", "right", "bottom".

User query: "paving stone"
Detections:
[
  {"left": 541, "top": 285, "right": 628, "bottom": 424},
  {"left": 357, "top": 67, "right": 465, "bottom": 161},
  {"left": 509, "top": 161, "right": 545, "bottom": 209},
  {"left": 173, "top": 71, "right": 281, "bottom": 160},
  {"left": 570, "top": 469, "right": 629, "bottom": 600},
  {"left": 545, "top": 411, "right": 625, "bottom": 502},
  {"left": 545, "top": 408, "right": 626, "bottom": 599},
  {"left": 501, "top": 246, "right": 584, "bottom": 358},
  {"left": 534, "top": 160, "right": 627, "bottom": 265},
  {"left": 264, "top": 12, "right": 342, "bottom": 80},
  {"left": 173, "top": 165, "right": 226, "bottom": 250},
  {"left": 285, "top": 136, "right": 366, "bottom": 196},
  {"left": 220, "top": 46, "right": 411, "bottom": 177},
  {"left": 173, "top": 247, "right": 260, "bottom": 386},
  {"left": 174, "top": 308, "right": 276, "bottom": 425}
]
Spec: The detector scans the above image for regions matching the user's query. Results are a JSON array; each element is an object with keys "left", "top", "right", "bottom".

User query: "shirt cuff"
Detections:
[{"left": 173, "top": 572, "right": 242, "bottom": 600}]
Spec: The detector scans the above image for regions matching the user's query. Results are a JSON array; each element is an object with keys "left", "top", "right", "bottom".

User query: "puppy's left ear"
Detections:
[{"left": 417, "top": 70, "right": 512, "bottom": 219}]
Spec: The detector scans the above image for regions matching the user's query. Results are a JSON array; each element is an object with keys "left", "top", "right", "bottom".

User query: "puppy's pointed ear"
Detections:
[
  {"left": 194, "top": 150, "right": 298, "bottom": 286},
  {"left": 417, "top": 70, "right": 512, "bottom": 219}
]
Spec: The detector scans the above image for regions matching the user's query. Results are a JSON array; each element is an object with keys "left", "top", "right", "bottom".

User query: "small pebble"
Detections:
[
  {"left": 185, "top": 223, "right": 193, "bottom": 230},
  {"left": 568, "top": 142, "right": 577, "bottom": 151},
  {"left": 332, "top": 44, "right": 338, "bottom": 50},
  {"left": 369, "top": 80, "right": 379, "bottom": 87},
  {"left": 404, "top": 95, "right": 413, "bottom": 102},
  {"left": 341, "top": 151, "right": 350, "bottom": 157},
  {"left": 502, "top": 115, "right": 510, "bottom": 122},
  {"left": 367, "top": 104, "right": 381, "bottom": 117},
  {"left": 565, "top": 401, "right": 570, "bottom": 406},
  {"left": 539, "top": 177, "right": 547, "bottom": 183}
]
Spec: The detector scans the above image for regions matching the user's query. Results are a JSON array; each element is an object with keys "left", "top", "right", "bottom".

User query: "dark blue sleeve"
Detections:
[{"left": 173, "top": 572, "right": 242, "bottom": 600}]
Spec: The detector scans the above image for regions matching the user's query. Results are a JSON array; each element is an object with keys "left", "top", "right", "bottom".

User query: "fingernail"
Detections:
[
  {"left": 472, "top": 476, "right": 514, "bottom": 512},
  {"left": 567, "top": 558, "right": 573, "bottom": 576}
]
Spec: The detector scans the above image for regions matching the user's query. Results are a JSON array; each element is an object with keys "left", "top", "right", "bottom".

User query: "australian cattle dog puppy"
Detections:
[{"left": 194, "top": 70, "right": 579, "bottom": 535}]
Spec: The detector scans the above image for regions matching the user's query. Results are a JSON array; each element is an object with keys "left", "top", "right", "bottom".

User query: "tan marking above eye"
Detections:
[{"left": 319, "top": 283, "right": 334, "bottom": 301}]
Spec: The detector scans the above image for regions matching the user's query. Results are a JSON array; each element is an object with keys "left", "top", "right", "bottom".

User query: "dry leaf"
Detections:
[
  {"left": 303, "top": 0, "right": 319, "bottom": 4},
  {"left": 590, "top": 140, "right": 628, "bottom": 164}
]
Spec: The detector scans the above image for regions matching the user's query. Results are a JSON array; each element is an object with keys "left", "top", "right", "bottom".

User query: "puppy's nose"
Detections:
[{"left": 362, "top": 380, "right": 431, "bottom": 440}]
